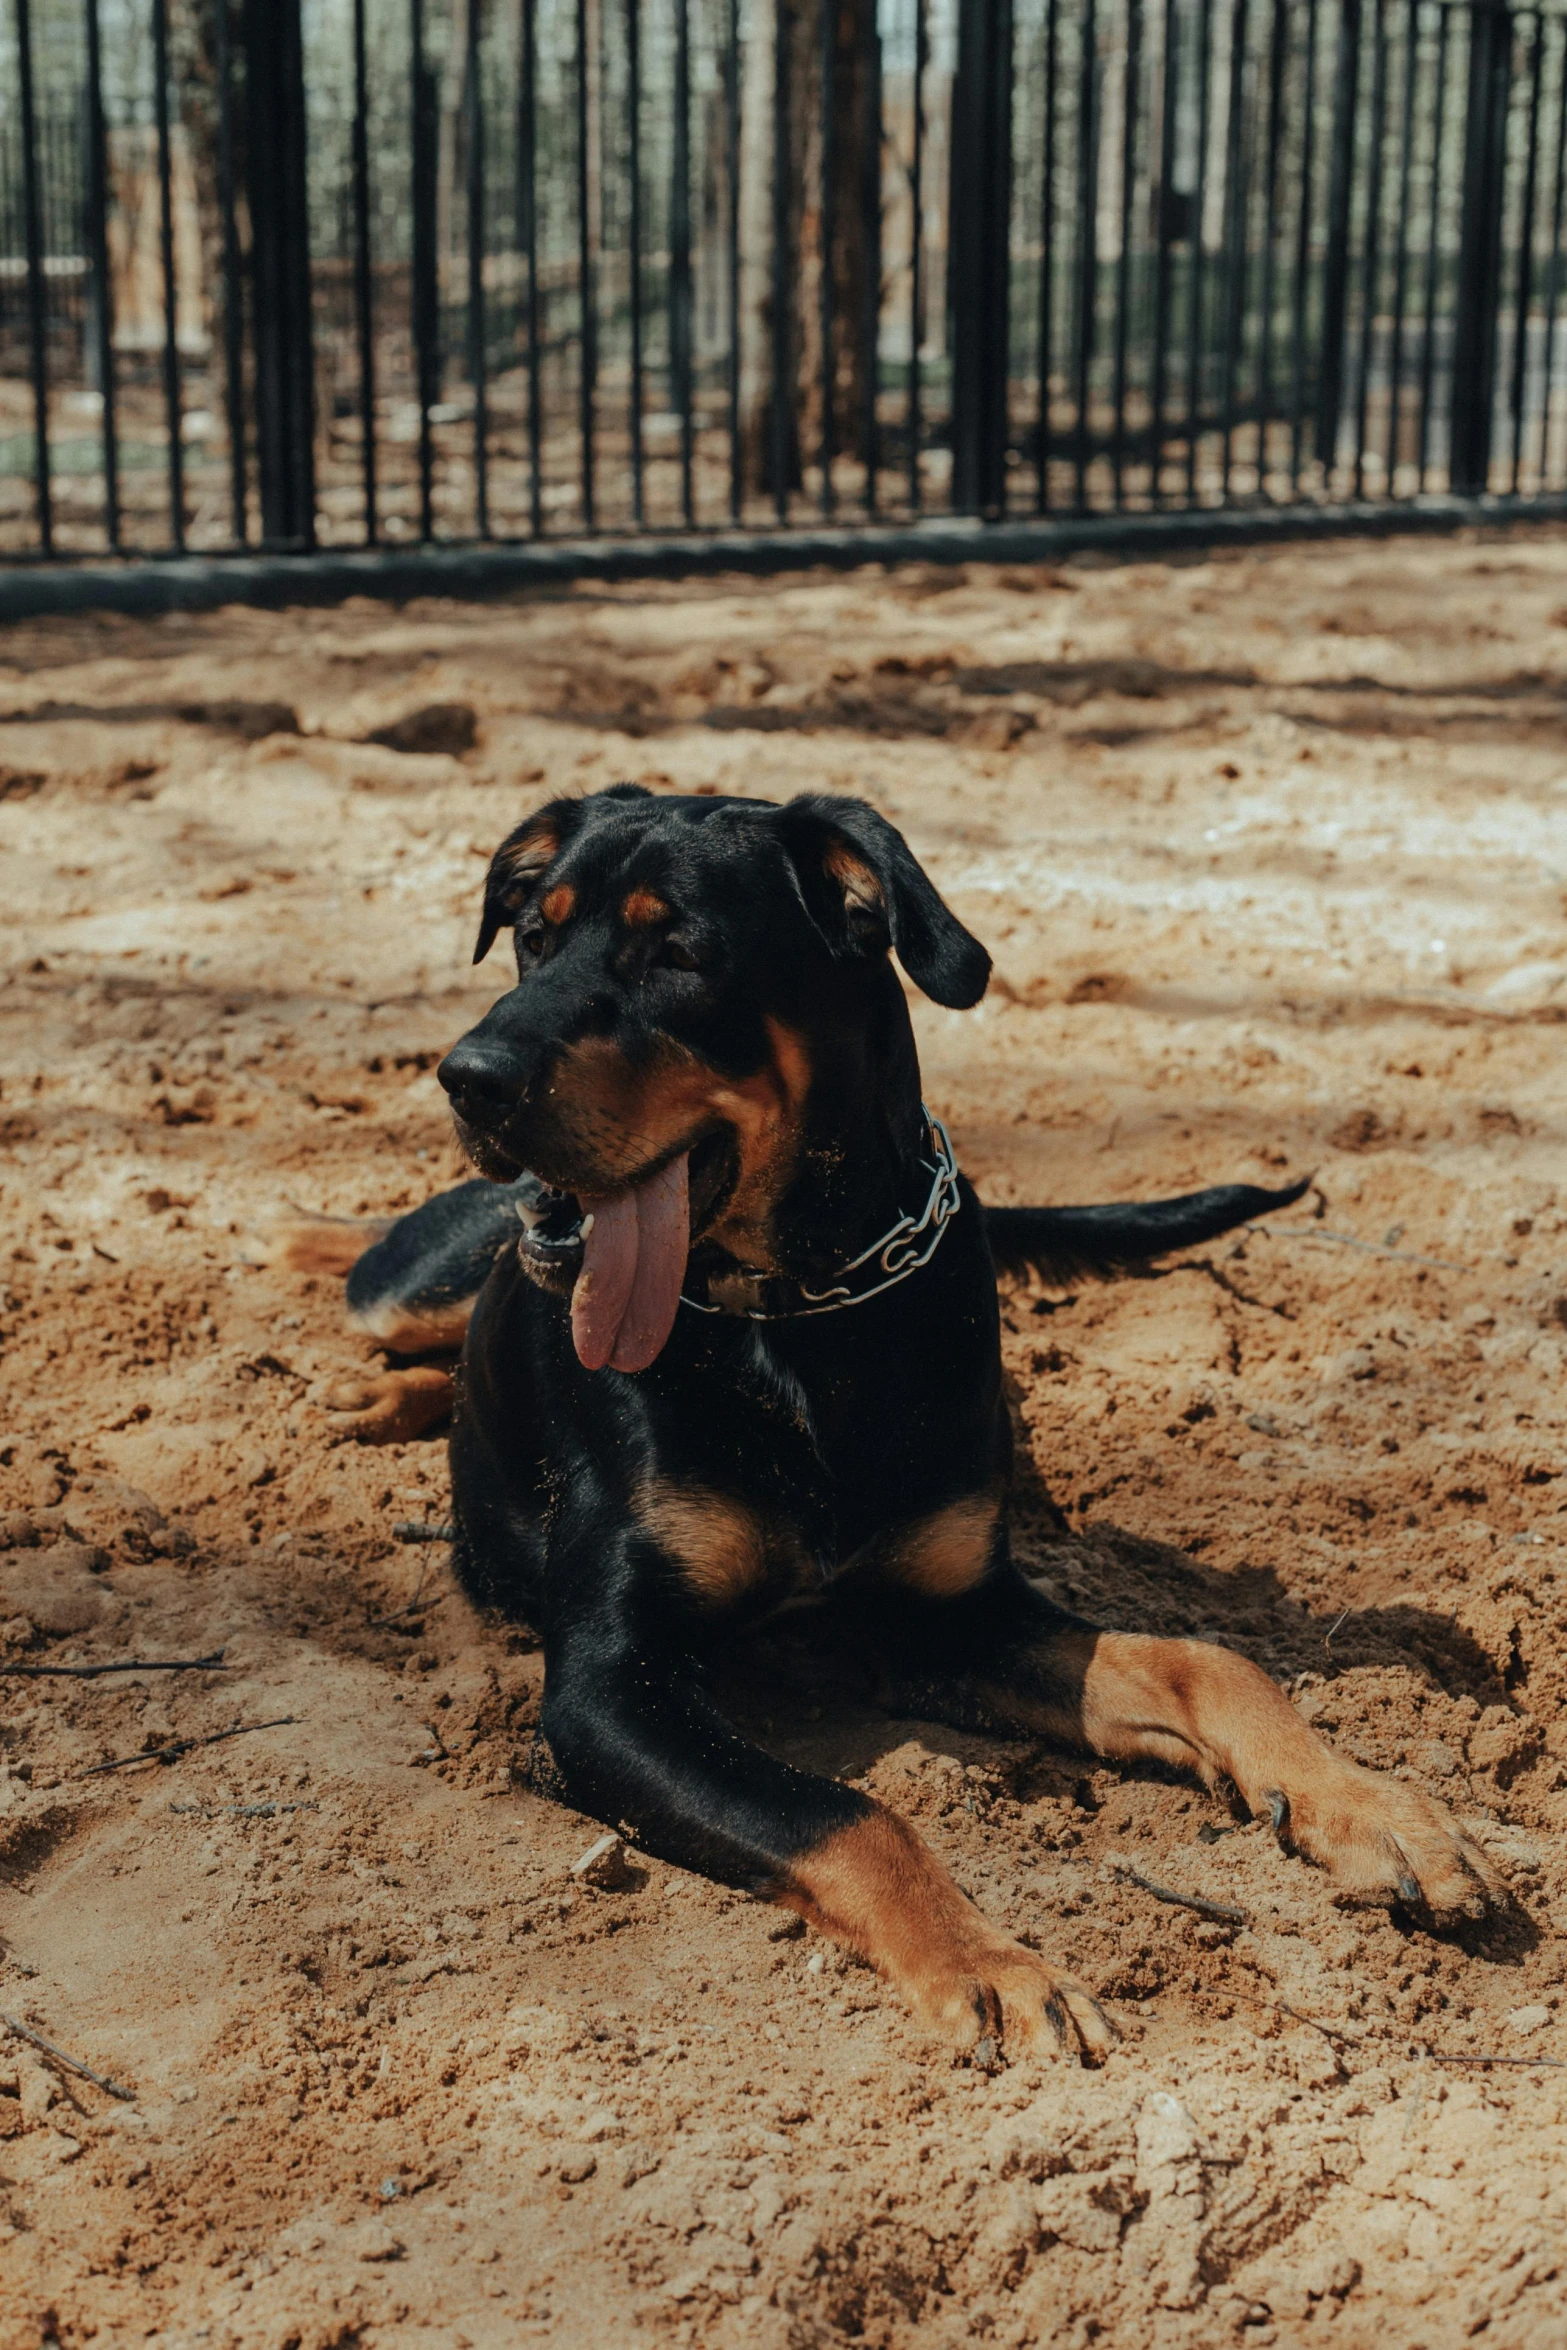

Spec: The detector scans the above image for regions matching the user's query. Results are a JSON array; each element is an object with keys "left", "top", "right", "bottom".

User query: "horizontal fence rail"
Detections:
[{"left": 3, "top": 0, "right": 1567, "bottom": 564}]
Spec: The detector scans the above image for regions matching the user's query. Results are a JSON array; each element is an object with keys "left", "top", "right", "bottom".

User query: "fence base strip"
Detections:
[{"left": 3, "top": 496, "right": 1566, "bottom": 624}]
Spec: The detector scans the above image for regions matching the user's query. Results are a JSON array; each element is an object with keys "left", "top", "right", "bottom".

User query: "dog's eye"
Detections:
[
  {"left": 663, "top": 939, "right": 701, "bottom": 972},
  {"left": 520, "top": 929, "right": 546, "bottom": 959}
]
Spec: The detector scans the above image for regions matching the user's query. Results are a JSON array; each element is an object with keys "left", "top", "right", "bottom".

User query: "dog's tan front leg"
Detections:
[{"left": 1045, "top": 1630, "right": 1504, "bottom": 1921}]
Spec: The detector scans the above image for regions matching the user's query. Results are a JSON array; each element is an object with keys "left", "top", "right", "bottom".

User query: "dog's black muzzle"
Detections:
[{"left": 438, "top": 1033, "right": 529, "bottom": 1126}]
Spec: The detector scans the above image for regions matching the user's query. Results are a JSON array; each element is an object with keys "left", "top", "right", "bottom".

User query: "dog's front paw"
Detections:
[
  {"left": 1267, "top": 1760, "right": 1506, "bottom": 1921},
  {"left": 906, "top": 1927, "right": 1117, "bottom": 2066},
  {"left": 320, "top": 1366, "right": 454, "bottom": 1445}
]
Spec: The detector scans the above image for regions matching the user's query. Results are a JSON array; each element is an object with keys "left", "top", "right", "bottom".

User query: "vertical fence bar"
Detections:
[
  {"left": 411, "top": 0, "right": 438, "bottom": 538},
  {"left": 1451, "top": 0, "right": 1510, "bottom": 491},
  {"left": 1417, "top": 0, "right": 1448, "bottom": 485},
  {"left": 519, "top": 0, "right": 543, "bottom": 535},
  {"left": 1386, "top": 0, "right": 1419, "bottom": 494},
  {"left": 1074, "top": 0, "right": 1099, "bottom": 508},
  {"left": 1511, "top": 12, "right": 1545, "bottom": 491},
  {"left": 1353, "top": 0, "right": 1387, "bottom": 498},
  {"left": 244, "top": 0, "right": 315, "bottom": 545},
  {"left": 1218, "top": 0, "right": 1251, "bottom": 500},
  {"left": 951, "top": 0, "right": 1014, "bottom": 513},
  {"left": 673, "top": 0, "right": 694, "bottom": 521},
  {"left": 1185, "top": 0, "right": 1213, "bottom": 501},
  {"left": 152, "top": 0, "right": 185, "bottom": 548},
  {"left": 1150, "top": 0, "right": 1178, "bottom": 502},
  {"left": 83, "top": 0, "right": 118, "bottom": 550},
  {"left": 819, "top": 0, "right": 838, "bottom": 511},
  {"left": 576, "top": 0, "right": 597, "bottom": 524},
  {"left": 1318, "top": 0, "right": 1362, "bottom": 488},
  {"left": 1036, "top": 0, "right": 1061, "bottom": 508},
  {"left": 626, "top": 0, "right": 645, "bottom": 522},
  {"left": 770, "top": 0, "right": 791, "bottom": 517},
  {"left": 1113, "top": 0, "right": 1142, "bottom": 505},
  {"left": 1257, "top": 0, "right": 1287, "bottom": 497},
  {"left": 16, "top": 0, "right": 52, "bottom": 554},
  {"left": 908, "top": 0, "right": 927, "bottom": 508},
  {"left": 859, "top": 0, "right": 883, "bottom": 510},
  {"left": 726, "top": 0, "right": 742, "bottom": 518},
  {"left": 350, "top": 0, "right": 375, "bottom": 544},
  {"left": 1289, "top": 0, "right": 1319, "bottom": 493},
  {"left": 467, "top": 0, "right": 490, "bottom": 534},
  {"left": 1539, "top": 21, "right": 1567, "bottom": 485}
]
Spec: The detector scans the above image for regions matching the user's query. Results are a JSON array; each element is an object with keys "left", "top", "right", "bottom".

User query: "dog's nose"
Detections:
[{"left": 438, "top": 1038, "right": 527, "bottom": 1123}]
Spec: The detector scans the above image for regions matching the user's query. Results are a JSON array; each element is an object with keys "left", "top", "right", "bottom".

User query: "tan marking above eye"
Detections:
[
  {"left": 622, "top": 887, "right": 671, "bottom": 928},
  {"left": 541, "top": 883, "right": 576, "bottom": 925},
  {"left": 637, "top": 1479, "right": 795, "bottom": 1609},
  {"left": 882, "top": 1492, "right": 1001, "bottom": 1599}
]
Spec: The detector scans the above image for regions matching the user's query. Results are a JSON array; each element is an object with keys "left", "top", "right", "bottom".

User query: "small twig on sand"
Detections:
[
  {"left": 367, "top": 1594, "right": 447, "bottom": 1631},
  {"left": 1, "top": 2011, "right": 135, "bottom": 2102},
  {"left": 80, "top": 1717, "right": 299, "bottom": 1778},
  {"left": 1429, "top": 2052, "right": 1564, "bottom": 2068},
  {"left": 367, "top": 1557, "right": 443, "bottom": 1632},
  {"left": 1192, "top": 1986, "right": 1564, "bottom": 2068},
  {"left": 392, "top": 1521, "right": 455, "bottom": 1544},
  {"left": 1207, "top": 1986, "right": 1367, "bottom": 2047},
  {"left": 1111, "top": 1862, "right": 1246, "bottom": 1926},
  {"left": 0, "top": 1652, "right": 226, "bottom": 1681},
  {"left": 1323, "top": 1607, "right": 1351, "bottom": 1652},
  {"left": 170, "top": 1800, "right": 319, "bottom": 1819},
  {"left": 1247, "top": 1222, "right": 1466, "bottom": 1274}
]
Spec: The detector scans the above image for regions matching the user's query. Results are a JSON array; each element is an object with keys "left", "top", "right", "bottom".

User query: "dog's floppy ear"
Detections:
[
  {"left": 778, "top": 794, "right": 991, "bottom": 1008},
  {"left": 473, "top": 799, "right": 578, "bottom": 963}
]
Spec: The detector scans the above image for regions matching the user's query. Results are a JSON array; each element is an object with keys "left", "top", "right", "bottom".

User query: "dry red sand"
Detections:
[{"left": 1, "top": 533, "right": 1566, "bottom": 2350}]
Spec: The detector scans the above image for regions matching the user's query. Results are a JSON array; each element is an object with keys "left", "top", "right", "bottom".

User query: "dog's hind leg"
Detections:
[
  {"left": 342, "top": 1178, "right": 528, "bottom": 1353},
  {"left": 321, "top": 1363, "right": 455, "bottom": 1445}
]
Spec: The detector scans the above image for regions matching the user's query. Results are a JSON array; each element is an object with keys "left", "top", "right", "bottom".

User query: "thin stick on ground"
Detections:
[
  {"left": 1, "top": 2011, "right": 135, "bottom": 2101},
  {"left": 367, "top": 1557, "right": 431, "bottom": 1633},
  {"left": 0, "top": 1651, "right": 226, "bottom": 1681},
  {"left": 170, "top": 1800, "right": 319, "bottom": 1819},
  {"left": 1429, "top": 2052, "right": 1565, "bottom": 2068},
  {"left": 1191, "top": 1985, "right": 1564, "bottom": 2067},
  {"left": 1201, "top": 1984, "right": 1368, "bottom": 2047},
  {"left": 1111, "top": 1861, "right": 1247, "bottom": 1925},
  {"left": 1247, "top": 1222, "right": 1466, "bottom": 1273},
  {"left": 392, "top": 1521, "right": 455, "bottom": 1544},
  {"left": 367, "top": 1593, "right": 446, "bottom": 1632},
  {"left": 79, "top": 1716, "right": 299, "bottom": 1778}
]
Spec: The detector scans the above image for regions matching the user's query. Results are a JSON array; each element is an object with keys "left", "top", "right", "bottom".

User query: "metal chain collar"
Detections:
[{"left": 679, "top": 1109, "right": 961, "bottom": 1323}]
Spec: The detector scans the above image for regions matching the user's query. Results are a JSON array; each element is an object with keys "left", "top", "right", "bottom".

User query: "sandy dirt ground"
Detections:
[{"left": 2, "top": 531, "right": 1567, "bottom": 2350}]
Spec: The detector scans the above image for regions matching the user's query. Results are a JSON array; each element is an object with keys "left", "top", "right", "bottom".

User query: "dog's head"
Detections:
[{"left": 438, "top": 785, "right": 989, "bottom": 1361}]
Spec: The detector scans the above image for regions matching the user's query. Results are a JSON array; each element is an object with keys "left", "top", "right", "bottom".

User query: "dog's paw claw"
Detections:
[
  {"left": 916, "top": 1944, "right": 1117, "bottom": 2068},
  {"left": 1271, "top": 1765, "right": 1507, "bottom": 1922}
]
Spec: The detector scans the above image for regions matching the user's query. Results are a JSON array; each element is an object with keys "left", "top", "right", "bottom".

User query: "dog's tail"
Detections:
[{"left": 983, "top": 1176, "right": 1310, "bottom": 1287}]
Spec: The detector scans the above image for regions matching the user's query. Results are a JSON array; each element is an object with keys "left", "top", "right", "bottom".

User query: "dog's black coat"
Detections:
[{"left": 401, "top": 785, "right": 1304, "bottom": 1899}]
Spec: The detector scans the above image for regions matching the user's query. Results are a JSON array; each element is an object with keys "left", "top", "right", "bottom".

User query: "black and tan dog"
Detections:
[{"left": 316, "top": 783, "right": 1503, "bottom": 2062}]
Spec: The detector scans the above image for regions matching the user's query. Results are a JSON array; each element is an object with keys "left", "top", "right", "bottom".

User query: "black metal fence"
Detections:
[{"left": 3, "top": 0, "right": 1567, "bottom": 563}]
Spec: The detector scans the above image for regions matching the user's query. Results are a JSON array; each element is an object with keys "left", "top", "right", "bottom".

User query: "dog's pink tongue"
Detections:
[{"left": 570, "top": 1154, "right": 690, "bottom": 1373}]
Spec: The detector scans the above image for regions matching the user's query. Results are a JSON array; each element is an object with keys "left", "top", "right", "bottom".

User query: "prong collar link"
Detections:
[{"left": 680, "top": 1109, "right": 961, "bottom": 1321}]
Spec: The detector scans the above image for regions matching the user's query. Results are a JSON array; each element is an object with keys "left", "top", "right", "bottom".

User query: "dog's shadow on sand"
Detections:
[
  {"left": 715, "top": 1509, "right": 1517, "bottom": 1761},
  {"left": 708, "top": 1511, "right": 1539, "bottom": 1956}
]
